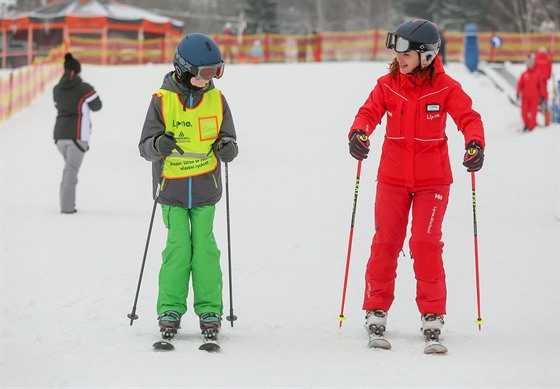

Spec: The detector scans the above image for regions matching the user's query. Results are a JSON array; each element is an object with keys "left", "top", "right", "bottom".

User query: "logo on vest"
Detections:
[
  {"left": 174, "top": 130, "right": 190, "bottom": 143},
  {"left": 173, "top": 120, "right": 192, "bottom": 129}
]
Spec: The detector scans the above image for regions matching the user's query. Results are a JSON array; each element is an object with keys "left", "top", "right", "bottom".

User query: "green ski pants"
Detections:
[{"left": 157, "top": 204, "right": 222, "bottom": 316}]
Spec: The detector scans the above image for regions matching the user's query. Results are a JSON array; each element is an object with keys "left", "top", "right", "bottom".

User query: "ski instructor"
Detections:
[
  {"left": 139, "top": 33, "right": 238, "bottom": 343},
  {"left": 347, "top": 19, "right": 485, "bottom": 352}
]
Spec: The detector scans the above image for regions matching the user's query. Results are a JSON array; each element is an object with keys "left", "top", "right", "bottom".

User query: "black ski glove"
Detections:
[
  {"left": 349, "top": 130, "right": 370, "bottom": 160},
  {"left": 463, "top": 141, "right": 484, "bottom": 172},
  {"left": 213, "top": 137, "right": 238, "bottom": 163},
  {"left": 155, "top": 132, "right": 177, "bottom": 157}
]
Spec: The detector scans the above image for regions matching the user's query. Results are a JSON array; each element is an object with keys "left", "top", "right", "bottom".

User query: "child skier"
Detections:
[
  {"left": 139, "top": 33, "right": 238, "bottom": 345},
  {"left": 348, "top": 19, "right": 485, "bottom": 353}
]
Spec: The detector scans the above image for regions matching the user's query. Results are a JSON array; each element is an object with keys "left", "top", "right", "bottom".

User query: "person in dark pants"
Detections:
[{"left": 53, "top": 53, "right": 102, "bottom": 214}]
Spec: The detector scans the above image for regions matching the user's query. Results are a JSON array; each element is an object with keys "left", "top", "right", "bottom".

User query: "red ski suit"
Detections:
[
  {"left": 534, "top": 51, "right": 552, "bottom": 81},
  {"left": 516, "top": 66, "right": 547, "bottom": 130},
  {"left": 350, "top": 56, "right": 485, "bottom": 315}
]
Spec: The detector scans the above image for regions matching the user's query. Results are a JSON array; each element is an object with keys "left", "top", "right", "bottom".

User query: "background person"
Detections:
[{"left": 53, "top": 53, "right": 102, "bottom": 214}]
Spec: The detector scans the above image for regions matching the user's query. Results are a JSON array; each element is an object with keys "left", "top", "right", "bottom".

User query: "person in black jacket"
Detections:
[{"left": 53, "top": 53, "right": 102, "bottom": 214}]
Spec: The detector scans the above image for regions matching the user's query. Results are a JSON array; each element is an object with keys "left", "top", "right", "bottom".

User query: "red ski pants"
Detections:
[
  {"left": 363, "top": 182, "right": 450, "bottom": 315},
  {"left": 521, "top": 96, "right": 539, "bottom": 130}
]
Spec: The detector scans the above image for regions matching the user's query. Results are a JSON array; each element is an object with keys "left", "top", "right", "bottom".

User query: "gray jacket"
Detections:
[{"left": 139, "top": 71, "right": 236, "bottom": 208}]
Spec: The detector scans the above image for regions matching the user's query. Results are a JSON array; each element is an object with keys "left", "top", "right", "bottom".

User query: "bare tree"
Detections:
[
  {"left": 485, "top": 0, "right": 559, "bottom": 32},
  {"left": 8, "top": 0, "right": 559, "bottom": 34}
]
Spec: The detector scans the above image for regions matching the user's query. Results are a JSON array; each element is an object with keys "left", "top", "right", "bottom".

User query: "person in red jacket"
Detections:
[
  {"left": 517, "top": 54, "right": 547, "bottom": 131},
  {"left": 348, "top": 19, "right": 485, "bottom": 353},
  {"left": 534, "top": 47, "right": 552, "bottom": 82}
]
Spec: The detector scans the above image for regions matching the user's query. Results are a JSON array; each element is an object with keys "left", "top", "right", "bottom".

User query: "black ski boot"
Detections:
[
  {"left": 198, "top": 313, "right": 222, "bottom": 352},
  {"left": 199, "top": 312, "right": 221, "bottom": 341},
  {"left": 158, "top": 311, "right": 181, "bottom": 340}
]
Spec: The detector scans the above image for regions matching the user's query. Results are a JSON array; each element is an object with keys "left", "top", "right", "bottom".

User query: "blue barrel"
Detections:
[{"left": 464, "top": 23, "right": 479, "bottom": 73}]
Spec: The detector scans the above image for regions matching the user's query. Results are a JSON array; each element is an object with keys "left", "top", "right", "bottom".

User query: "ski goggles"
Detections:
[
  {"left": 386, "top": 32, "right": 436, "bottom": 53},
  {"left": 190, "top": 63, "right": 225, "bottom": 80},
  {"left": 175, "top": 52, "right": 225, "bottom": 80}
]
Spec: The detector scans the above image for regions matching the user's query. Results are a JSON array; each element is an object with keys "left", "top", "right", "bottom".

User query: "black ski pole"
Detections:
[
  {"left": 128, "top": 138, "right": 184, "bottom": 326},
  {"left": 224, "top": 162, "right": 238, "bottom": 327},
  {"left": 127, "top": 185, "right": 160, "bottom": 326}
]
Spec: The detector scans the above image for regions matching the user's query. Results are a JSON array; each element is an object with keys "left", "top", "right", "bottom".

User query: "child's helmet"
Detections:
[
  {"left": 173, "top": 33, "right": 224, "bottom": 81},
  {"left": 388, "top": 19, "right": 441, "bottom": 68}
]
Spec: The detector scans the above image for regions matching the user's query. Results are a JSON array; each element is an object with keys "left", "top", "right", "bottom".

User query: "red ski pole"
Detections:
[
  {"left": 338, "top": 159, "right": 363, "bottom": 328},
  {"left": 470, "top": 172, "right": 484, "bottom": 330}
]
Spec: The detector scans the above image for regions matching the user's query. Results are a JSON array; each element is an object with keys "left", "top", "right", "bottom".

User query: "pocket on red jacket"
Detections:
[{"left": 414, "top": 140, "right": 445, "bottom": 181}]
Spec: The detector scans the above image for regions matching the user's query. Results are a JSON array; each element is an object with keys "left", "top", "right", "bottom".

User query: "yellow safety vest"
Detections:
[{"left": 156, "top": 88, "right": 223, "bottom": 179}]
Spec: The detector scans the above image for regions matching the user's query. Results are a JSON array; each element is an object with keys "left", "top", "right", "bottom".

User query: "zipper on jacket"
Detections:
[
  {"left": 188, "top": 177, "right": 193, "bottom": 209},
  {"left": 187, "top": 91, "right": 194, "bottom": 208}
]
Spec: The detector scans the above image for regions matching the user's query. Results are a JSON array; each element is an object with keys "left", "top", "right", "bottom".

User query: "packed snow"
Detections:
[{"left": 1, "top": 60, "right": 559, "bottom": 388}]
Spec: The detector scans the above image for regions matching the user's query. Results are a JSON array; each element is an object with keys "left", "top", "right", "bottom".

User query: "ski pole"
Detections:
[
  {"left": 224, "top": 162, "right": 238, "bottom": 327},
  {"left": 338, "top": 159, "right": 363, "bottom": 328},
  {"left": 127, "top": 139, "right": 184, "bottom": 326},
  {"left": 127, "top": 185, "right": 160, "bottom": 326},
  {"left": 470, "top": 172, "right": 484, "bottom": 330}
]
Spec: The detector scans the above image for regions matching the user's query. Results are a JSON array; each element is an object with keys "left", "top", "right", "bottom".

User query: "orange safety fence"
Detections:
[
  {"left": 0, "top": 44, "right": 65, "bottom": 122},
  {"left": 68, "top": 36, "right": 181, "bottom": 65},
  {"left": 1, "top": 30, "right": 558, "bottom": 123},
  {"left": 210, "top": 30, "right": 559, "bottom": 64},
  {"left": 52, "top": 30, "right": 559, "bottom": 66}
]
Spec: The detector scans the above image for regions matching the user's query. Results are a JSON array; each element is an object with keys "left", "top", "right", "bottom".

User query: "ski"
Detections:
[
  {"left": 368, "top": 334, "right": 391, "bottom": 350},
  {"left": 199, "top": 340, "right": 220, "bottom": 352},
  {"left": 153, "top": 339, "right": 175, "bottom": 351},
  {"left": 424, "top": 339, "right": 448, "bottom": 354},
  {"left": 199, "top": 328, "right": 221, "bottom": 353},
  {"left": 153, "top": 327, "right": 176, "bottom": 351}
]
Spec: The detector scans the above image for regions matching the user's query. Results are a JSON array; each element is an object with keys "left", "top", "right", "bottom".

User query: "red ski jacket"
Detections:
[
  {"left": 517, "top": 66, "right": 548, "bottom": 100},
  {"left": 534, "top": 51, "right": 552, "bottom": 81},
  {"left": 350, "top": 56, "right": 485, "bottom": 187}
]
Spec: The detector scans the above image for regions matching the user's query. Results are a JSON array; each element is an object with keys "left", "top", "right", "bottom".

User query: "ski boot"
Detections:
[
  {"left": 421, "top": 313, "right": 447, "bottom": 354},
  {"left": 198, "top": 313, "right": 222, "bottom": 352},
  {"left": 365, "top": 310, "right": 391, "bottom": 350},
  {"left": 158, "top": 310, "right": 181, "bottom": 341},
  {"left": 199, "top": 312, "right": 221, "bottom": 341}
]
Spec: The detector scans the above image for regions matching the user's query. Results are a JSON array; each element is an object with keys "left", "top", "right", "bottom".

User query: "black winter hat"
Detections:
[{"left": 64, "top": 53, "right": 81, "bottom": 73}]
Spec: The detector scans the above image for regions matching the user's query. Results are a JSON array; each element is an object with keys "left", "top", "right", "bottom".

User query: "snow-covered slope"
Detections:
[{"left": 1, "top": 61, "right": 559, "bottom": 388}]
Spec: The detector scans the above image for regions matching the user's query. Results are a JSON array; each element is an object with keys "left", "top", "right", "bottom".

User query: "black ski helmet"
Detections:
[
  {"left": 393, "top": 19, "right": 441, "bottom": 68},
  {"left": 173, "top": 33, "right": 224, "bottom": 79}
]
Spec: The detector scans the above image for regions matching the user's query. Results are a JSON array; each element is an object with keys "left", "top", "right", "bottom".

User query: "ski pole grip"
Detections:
[{"left": 359, "top": 134, "right": 368, "bottom": 142}]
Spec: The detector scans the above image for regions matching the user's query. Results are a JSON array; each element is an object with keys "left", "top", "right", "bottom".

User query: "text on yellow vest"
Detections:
[{"left": 156, "top": 88, "right": 223, "bottom": 179}]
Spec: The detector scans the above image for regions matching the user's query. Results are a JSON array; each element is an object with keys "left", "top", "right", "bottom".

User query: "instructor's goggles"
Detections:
[{"left": 385, "top": 32, "right": 434, "bottom": 53}]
